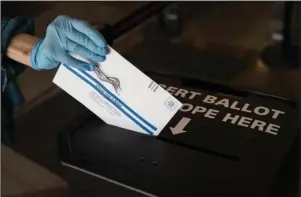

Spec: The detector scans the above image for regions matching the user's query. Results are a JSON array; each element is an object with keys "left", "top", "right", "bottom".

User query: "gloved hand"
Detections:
[{"left": 30, "top": 15, "right": 108, "bottom": 71}]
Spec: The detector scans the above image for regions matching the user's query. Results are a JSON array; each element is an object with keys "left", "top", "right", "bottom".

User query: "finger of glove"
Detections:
[
  {"left": 66, "top": 29, "right": 107, "bottom": 56},
  {"left": 69, "top": 19, "right": 106, "bottom": 47},
  {"left": 65, "top": 39, "right": 106, "bottom": 62},
  {"left": 58, "top": 51, "right": 96, "bottom": 71}
]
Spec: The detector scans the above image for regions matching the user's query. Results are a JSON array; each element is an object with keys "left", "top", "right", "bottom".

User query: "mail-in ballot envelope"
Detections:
[{"left": 53, "top": 47, "right": 182, "bottom": 136}]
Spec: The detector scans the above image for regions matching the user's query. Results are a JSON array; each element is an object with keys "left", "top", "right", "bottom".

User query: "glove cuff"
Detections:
[{"left": 30, "top": 39, "right": 44, "bottom": 70}]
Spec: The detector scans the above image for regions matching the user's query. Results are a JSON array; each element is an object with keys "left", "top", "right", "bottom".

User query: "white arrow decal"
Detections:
[{"left": 170, "top": 117, "right": 191, "bottom": 135}]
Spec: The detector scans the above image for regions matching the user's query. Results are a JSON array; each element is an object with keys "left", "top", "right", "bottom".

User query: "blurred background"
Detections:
[{"left": 1, "top": 1, "right": 300, "bottom": 197}]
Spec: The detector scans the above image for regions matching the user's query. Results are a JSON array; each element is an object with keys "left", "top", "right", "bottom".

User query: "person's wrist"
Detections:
[
  {"left": 30, "top": 39, "right": 44, "bottom": 70},
  {"left": 6, "top": 33, "right": 39, "bottom": 67}
]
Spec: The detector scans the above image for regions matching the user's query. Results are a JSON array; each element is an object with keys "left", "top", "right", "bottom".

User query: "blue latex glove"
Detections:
[{"left": 30, "top": 15, "right": 108, "bottom": 71}]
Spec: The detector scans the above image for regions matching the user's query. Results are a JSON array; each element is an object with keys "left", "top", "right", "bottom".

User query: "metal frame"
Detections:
[
  {"left": 282, "top": 1, "right": 300, "bottom": 62},
  {"left": 261, "top": 1, "right": 300, "bottom": 67},
  {"left": 98, "top": 2, "right": 171, "bottom": 45}
]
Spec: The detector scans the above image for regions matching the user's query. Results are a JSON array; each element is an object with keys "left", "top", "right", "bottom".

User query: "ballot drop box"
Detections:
[{"left": 58, "top": 72, "right": 299, "bottom": 196}]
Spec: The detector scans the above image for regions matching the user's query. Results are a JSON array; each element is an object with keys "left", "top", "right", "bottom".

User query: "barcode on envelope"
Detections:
[{"left": 148, "top": 81, "right": 159, "bottom": 92}]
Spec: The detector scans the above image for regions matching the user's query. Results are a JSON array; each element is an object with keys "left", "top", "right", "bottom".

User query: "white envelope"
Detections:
[{"left": 53, "top": 47, "right": 182, "bottom": 136}]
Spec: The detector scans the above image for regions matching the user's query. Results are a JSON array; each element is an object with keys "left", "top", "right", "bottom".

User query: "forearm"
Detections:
[
  {"left": 6, "top": 33, "right": 39, "bottom": 67},
  {"left": 5, "top": 23, "right": 104, "bottom": 68}
]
